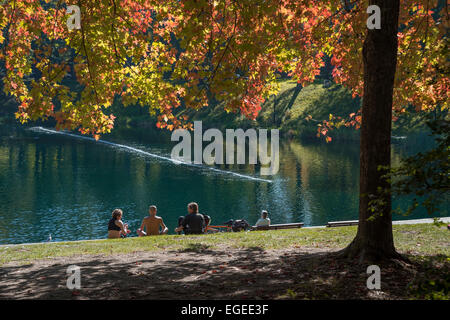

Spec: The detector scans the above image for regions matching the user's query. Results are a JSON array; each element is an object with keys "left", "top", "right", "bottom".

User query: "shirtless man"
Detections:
[{"left": 137, "top": 205, "right": 168, "bottom": 236}]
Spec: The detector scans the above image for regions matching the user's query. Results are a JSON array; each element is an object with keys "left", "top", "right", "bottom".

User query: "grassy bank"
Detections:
[
  {"left": 176, "top": 79, "right": 363, "bottom": 141},
  {"left": 1, "top": 223, "right": 448, "bottom": 300},
  {"left": 1, "top": 223, "right": 448, "bottom": 265},
  {"left": 189, "top": 79, "right": 436, "bottom": 140}
]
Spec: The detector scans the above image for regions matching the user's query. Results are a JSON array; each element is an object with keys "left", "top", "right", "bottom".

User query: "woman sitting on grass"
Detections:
[{"left": 108, "top": 209, "right": 131, "bottom": 239}]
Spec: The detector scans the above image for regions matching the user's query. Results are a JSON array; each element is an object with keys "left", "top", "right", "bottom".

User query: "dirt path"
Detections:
[{"left": 0, "top": 245, "right": 442, "bottom": 299}]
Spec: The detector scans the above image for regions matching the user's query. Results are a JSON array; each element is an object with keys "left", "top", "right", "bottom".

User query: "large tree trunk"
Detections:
[{"left": 340, "top": 0, "right": 402, "bottom": 262}]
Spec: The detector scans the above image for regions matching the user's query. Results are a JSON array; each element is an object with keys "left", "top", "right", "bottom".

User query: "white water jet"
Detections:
[{"left": 29, "top": 126, "right": 273, "bottom": 183}]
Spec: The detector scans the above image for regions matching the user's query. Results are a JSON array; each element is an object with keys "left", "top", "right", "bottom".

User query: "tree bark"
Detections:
[{"left": 340, "top": 0, "right": 402, "bottom": 262}]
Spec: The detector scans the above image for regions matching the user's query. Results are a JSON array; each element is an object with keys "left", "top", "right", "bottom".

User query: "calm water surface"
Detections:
[{"left": 0, "top": 125, "right": 447, "bottom": 244}]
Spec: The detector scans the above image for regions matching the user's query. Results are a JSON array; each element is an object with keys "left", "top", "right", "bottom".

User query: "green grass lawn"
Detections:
[{"left": 1, "top": 224, "right": 448, "bottom": 265}]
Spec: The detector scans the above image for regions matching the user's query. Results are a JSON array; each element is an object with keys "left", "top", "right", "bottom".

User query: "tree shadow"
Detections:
[
  {"left": 178, "top": 243, "right": 213, "bottom": 253},
  {"left": 284, "top": 83, "right": 302, "bottom": 113},
  {"left": 0, "top": 248, "right": 447, "bottom": 300}
]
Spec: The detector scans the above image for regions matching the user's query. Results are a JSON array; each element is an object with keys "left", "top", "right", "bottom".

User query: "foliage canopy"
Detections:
[{"left": 0, "top": 0, "right": 448, "bottom": 138}]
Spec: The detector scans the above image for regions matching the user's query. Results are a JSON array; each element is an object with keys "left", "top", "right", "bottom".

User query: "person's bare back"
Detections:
[
  {"left": 137, "top": 205, "right": 168, "bottom": 236},
  {"left": 142, "top": 215, "right": 164, "bottom": 235}
]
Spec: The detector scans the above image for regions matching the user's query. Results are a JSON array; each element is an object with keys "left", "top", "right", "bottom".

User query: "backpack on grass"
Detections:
[{"left": 224, "top": 219, "right": 250, "bottom": 232}]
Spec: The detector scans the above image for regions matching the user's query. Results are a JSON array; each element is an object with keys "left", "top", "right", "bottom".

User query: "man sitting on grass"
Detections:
[
  {"left": 137, "top": 205, "right": 168, "bottom": 236},
  {"left": 255, "top": 210, "right": 271, "bottom": 227},
  {"left": 175, "top": 202, "right": 206, "bottom": 235}
]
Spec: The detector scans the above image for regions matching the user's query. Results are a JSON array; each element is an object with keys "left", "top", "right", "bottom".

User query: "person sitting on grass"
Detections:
[
  {"left": 175, "top": 202, "right": 206, "bottom": 235},
  {"left": 137, "top": 205, "right": 168, "bottom": 236},
  {"left": 255, "top": 210, "right": 271, "bottom": 227},
  {"left": 108, "top": 209, "right": 131, "bottom": 239}
]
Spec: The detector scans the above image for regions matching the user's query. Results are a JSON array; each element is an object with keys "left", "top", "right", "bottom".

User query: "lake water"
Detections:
[{"left": 0, "top": 125, "right": 446, "bottom": 244}]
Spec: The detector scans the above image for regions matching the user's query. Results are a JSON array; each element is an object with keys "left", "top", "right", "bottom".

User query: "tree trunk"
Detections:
[{"left": 340, "top": 0, "right": 402, "bottom": 262}]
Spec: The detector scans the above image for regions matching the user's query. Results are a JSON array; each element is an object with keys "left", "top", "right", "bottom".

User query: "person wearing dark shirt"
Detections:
[{"left": 175, "top": 202, "right": 205, "bottom": 235}]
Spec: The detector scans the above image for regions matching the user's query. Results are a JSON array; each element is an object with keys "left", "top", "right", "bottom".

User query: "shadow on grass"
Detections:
[
  {"left": 178, "top": 243, "right": 213, "bottom": 253},
  {"left": 0, "top": 248, "right": 448, "bottom": 300}
]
